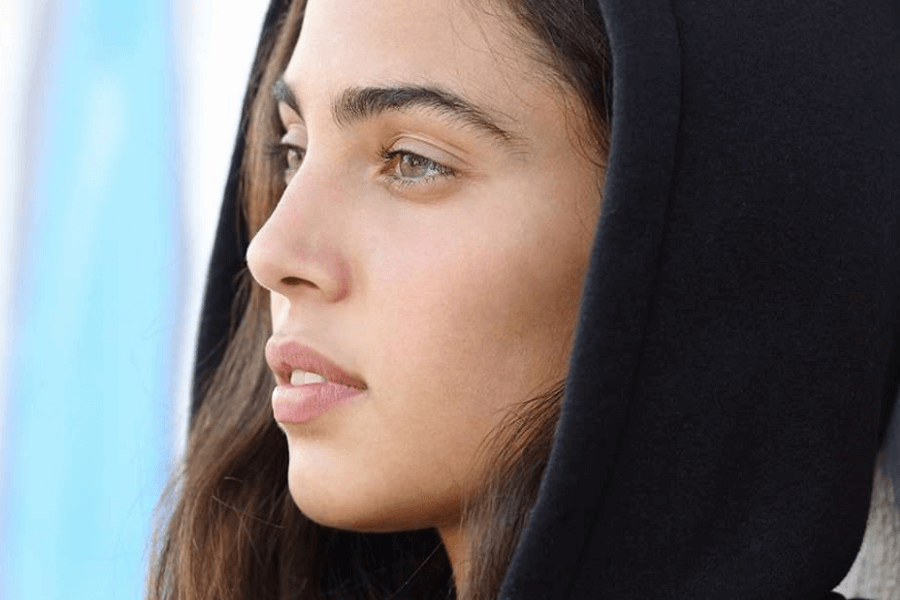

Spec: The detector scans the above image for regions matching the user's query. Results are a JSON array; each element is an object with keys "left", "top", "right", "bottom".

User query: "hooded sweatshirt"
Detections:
[{"left": 192, "top": 1, "right": 900, "bottom": 598}]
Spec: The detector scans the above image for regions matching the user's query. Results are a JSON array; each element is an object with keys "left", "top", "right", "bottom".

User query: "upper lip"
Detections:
[{"left": 265, "top": 339, "right": 367, "bottom": 390}]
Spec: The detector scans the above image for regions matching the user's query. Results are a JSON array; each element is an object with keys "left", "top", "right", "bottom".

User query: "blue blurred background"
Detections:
[{"left": 0, "top": 0, "right": 269, "bottom": 597}]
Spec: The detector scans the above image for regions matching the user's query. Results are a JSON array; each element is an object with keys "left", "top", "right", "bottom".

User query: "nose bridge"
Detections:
[{"left": 245, "top": 168, "right": 352, "bottom": 303}]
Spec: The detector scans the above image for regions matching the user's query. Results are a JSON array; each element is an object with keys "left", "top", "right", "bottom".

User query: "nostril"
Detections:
[{"left": 280, "top": 276, "right": 318, "bottom": 289}]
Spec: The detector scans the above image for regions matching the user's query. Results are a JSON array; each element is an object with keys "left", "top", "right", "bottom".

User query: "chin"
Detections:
[{"left": 286, "top": 460, "right": 459, "bottom": 534}]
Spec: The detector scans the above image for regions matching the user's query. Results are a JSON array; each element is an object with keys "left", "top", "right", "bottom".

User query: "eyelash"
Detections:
[
  {"left": 266, "top": 141, "right": 305, "bottom": 186},
  {"left": 379, "top": 147, "right": 457, "bottom": 190},
  {"left": 265, "top": 140, "right": 457, "bottom": 190}
]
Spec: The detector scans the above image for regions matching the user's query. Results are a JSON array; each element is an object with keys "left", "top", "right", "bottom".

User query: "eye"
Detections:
[
  {"left": 382, "top": 150, "right": 455, "bottom": 188},
  {"left": 275, "top": 143, "right": 305, "bottom": 185},
  {"left": 266, "top": 134, "right": 306, "bottom": 186}
]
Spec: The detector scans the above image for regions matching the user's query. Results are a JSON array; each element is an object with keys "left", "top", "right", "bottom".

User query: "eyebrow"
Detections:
[{"left": 273, "top": 77, "right": 522, "bottom": 148}]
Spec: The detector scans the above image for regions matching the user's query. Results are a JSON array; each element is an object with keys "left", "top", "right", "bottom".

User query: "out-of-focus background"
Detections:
[{"left": 0, "top": 0, "right": 270, "bottom": 597}]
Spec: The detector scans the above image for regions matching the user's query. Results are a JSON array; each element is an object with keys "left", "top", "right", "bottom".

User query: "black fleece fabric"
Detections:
[{"left": 193, "top": 1, "right": 900, "bottom": 598}]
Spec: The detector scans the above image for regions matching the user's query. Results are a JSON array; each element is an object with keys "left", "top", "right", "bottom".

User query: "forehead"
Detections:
[{"left": 284, "top": 0, "right": 550, "bottom": 133}]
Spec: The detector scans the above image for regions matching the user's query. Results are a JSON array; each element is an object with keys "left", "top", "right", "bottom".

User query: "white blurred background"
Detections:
[{"left": 0, "top": 0, "right": 270, "bottom": 597}]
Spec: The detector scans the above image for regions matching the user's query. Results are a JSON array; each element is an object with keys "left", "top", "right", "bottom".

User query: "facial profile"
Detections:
[{"left": 245, "top": 0, "right": 604, "bottom": 570}]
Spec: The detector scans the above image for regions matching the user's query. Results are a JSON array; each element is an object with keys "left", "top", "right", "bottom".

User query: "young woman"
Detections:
[{"left": 149, "top": 0, "right": 900, "bottom": 599}]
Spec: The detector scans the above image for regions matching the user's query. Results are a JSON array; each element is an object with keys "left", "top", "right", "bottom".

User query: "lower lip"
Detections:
[{"left": 271, "top": 382, "right": 365, "bottom": 423}]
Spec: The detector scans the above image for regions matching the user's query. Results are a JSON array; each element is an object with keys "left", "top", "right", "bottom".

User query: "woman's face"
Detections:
[{"left": 246, "top": 0, "right": 602, "bottom": 556}]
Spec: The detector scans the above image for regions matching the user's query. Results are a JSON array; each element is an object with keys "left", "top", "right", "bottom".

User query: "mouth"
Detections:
[
  {"left": 265, "top": 339, "right": 367, "bottom": 390},
  {"left": 289, "top": 369, "right": 328, "bottom": 386}
]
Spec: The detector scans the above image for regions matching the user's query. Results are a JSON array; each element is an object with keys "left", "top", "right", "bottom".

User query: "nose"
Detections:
[{"left": 246, "top": 173, "right": 352, "bottom": 303}]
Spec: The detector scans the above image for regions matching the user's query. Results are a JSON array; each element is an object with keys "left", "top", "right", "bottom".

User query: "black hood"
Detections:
[{"left": 193, "top": 1, "right": 900, "bottom": 598}]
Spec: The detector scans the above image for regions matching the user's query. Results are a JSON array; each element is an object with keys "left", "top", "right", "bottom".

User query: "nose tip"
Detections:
[{"left": 245, "top": 214, "right": 351, "bottom": 303}]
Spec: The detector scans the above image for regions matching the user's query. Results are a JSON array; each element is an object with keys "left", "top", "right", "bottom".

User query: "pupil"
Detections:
[
  {"left": 400, "top": 154, "right": 429, "bottom": 178},
  {"left": 287, "top": 149, "right": 301, "bottom": 169}
]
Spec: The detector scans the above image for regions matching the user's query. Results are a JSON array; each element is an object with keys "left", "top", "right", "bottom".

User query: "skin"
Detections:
[{"left": 245, "top": 0, "right": 603, "bottom": 579}]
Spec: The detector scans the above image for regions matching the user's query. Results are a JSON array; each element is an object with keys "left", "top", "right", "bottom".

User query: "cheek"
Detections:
[
  {"left": 279, "top": 161, "right": 600, "bottom": 533},
  {"left": 363, "top": 178, "right": 597, "bottom": 464},
  {"left": 377, "top": 248, "right": 575, "bottom": 388}
]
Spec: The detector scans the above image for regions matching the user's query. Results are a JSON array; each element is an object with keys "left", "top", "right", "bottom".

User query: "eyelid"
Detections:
[
  {"left": 378, "top": 149, "right": 460, "bottom": 195},
  {"left": 384, "top": 136, "right": 465, "bottom": 170},
  {"left": 277, "top": 102, "right": 303, "bottom": 128},
  {"left": 277, "top": 126, "right": 308, "bottom": 167},
  {"left": 382, "top": 149, "right": 453, "bottom": 175},
  {"left": 280, "top": 122, "right": 308, "bottom": 142}
]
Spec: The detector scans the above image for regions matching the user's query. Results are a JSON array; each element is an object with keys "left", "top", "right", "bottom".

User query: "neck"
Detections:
[{"left": 438, "top": 523, "right": 470, "bottom": 590}]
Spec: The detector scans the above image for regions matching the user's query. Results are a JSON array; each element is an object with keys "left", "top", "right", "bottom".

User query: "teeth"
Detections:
[
  {"left": 290, "top": 369, "right": 326, "bottom": 385},
  {"left": 304, "top": 372, "right": 326, "bottom": 384}
]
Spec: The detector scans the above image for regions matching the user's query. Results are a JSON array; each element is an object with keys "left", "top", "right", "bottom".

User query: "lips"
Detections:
[
  {"left": 266, "top": 340, "right": 367, "bottom": 424},
  {"left": 265, "top": 339, "right": 367, "bottom": 390}
]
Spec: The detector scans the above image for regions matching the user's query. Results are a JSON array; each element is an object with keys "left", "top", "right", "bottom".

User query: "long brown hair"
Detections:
[{"left": 148, "top": 2, "right": 608, "bottom": 599}]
